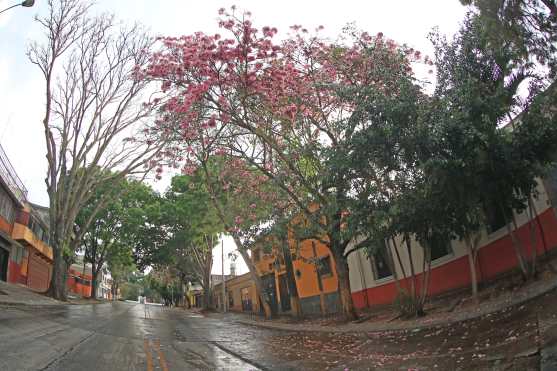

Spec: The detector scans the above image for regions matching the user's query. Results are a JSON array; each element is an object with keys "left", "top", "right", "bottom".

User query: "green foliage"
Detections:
[
  {"left": 76, "top": 174, "right": 164, "bottom": 275},
  {"left": 462, "top": 0, "right": 557, "bottom": 75}
]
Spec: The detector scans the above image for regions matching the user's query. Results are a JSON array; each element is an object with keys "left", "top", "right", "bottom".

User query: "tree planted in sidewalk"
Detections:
[
  {"left": 77, "top": 176, "right": 160, "bottom": 299},
  {"left": 430, "top": 13, "right": 557, "bottom": 282},
  {"left": 145, "top": 8, "right": 424, "bottom": 320},
  {"left": 160, "top": 174, "right": 224, "bottom": 310},
  {"left": 195, "top": 156, "right": 289, "bottom": 319},
  {"left": 107, "top": 250, "right": 136, "bottom": 300},
  {"left": 461, "top": 0, "right": 557, "bottom": 76},
  {"left": 28, "top": 0, "right": 167, "bottom": 300}
]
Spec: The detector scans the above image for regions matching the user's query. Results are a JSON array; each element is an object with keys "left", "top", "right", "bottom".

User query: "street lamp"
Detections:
[{"left": 0, "top": 0, "right": 35, "bottom": 15}]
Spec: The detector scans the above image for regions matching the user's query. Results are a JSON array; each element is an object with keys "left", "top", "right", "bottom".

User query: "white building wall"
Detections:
[{"left": 347, "top": 178, "right": 554, "bottom": 294}]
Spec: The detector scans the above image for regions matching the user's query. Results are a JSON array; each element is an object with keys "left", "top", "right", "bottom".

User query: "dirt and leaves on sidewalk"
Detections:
[
  {"left": 220, "top": 289, "right": 556, "bottom": 370},
  {"left": 238, "top": 261, "right": 557, "bottom": 334},
  {"left": 206, "top": 263, "right": 557, "bottom": 369},
  {"left": 0, "top": 280, "right": 62, "bottom": 307}
]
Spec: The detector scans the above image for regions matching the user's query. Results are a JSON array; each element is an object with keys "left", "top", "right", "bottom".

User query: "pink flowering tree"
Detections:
[
  {"left": 150, "top": 99, "right": 292, "bottom": 318},
  {"left": 145, "top": 7, "right": 423, "bottom": 319}
]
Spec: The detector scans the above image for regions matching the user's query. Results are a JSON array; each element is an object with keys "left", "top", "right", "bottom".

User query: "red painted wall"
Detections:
[
  {"left": 352, "top": 208, "right": 557, "bottom": 309},
  {"left": 0, "top": 215, "right": 13, "bottom": 235},
  {"left": 66, "top": 268, "right": 92, "bottom": 297},
  {"left": 7, "top": 260, "right": 21, "bottom": 284}
]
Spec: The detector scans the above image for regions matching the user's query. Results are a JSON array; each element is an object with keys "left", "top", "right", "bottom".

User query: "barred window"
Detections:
[{"left": 0, "top": 187, "right": 16, "bottom": 223}]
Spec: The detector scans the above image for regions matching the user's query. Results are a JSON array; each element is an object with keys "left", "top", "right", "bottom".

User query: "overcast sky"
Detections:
[{"left": 0, "top": 0, "right": 467, "bottom": 275}]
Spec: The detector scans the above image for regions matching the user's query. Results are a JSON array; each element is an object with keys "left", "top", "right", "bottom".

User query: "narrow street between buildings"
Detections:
[{"left": 1, "top": 288, "right": 557, "bottom": 371}]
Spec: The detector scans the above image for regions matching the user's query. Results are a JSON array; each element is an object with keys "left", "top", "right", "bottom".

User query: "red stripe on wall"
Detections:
[
  {"left": 352, "top": 207, "right": 557, "bottom": 309},
  {"left": 7, "top": 261, "right": 21, "bottom": 284},
  {"left": 0, "top": 215, "right": 13, "bottom": 235}
]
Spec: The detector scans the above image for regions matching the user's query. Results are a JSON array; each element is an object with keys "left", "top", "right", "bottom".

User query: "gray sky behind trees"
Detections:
[{"left": 0, "top": 0, "right": 467, "bottom": 275}]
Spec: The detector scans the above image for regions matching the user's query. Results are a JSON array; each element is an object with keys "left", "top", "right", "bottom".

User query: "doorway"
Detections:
[
  {"left": 0, "top": 246, "right": 9, "bottom": 282},
  {"left": 278, "top": 273, "right": 291, "bottom": 312},
  {"left": 261, "top": 273, "right": 278, "bottom": 316}
]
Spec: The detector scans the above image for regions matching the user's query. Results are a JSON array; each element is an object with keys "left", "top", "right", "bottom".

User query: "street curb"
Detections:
[
  {"left": 210, "top": 341, "right": 270, "bottom": 371},
  {"left": 0, "top": 300, "right": 112, "bottom": 309},
  {"left": 0, "top": 302, "right": 66, "bottom": 310},
  {"left": 232, "top": 276, "right": 557, "bottom": 334}
]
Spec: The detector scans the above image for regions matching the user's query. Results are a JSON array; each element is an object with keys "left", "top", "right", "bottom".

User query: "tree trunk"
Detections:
[
  {"left": 200, "top": 162, "right": 272, "bottom": 318},
  {"left": 236, "top": 245, "right": 273, "bottom": 319},
  {"left": 281, "top": 241, "right": 302, "bottom": 318},
  {"left": 418, "top": 246, "right": 432, "bottom": 315},
  {"left": 202, "top": 246, "right": 213, "bottom": 310},
  {"left": 404, "top": 234, "right": 418, "bottom": 301},
  {"left": 505, "top": 217, "right": 529, "bottom": 278},
  {"left": 465, "top": 237, "right": 479, "bottom": 302},
  {"left": 498, "top": 201, "right": 529, "bottom": 278},
  {"left": 333, "top": 253, "right": 357, "bottom": 321},
  {"left": 47, "top": 239, "right": 69, "bottom": 301},
  {"left": 112, "top": 282, "right": 119, "bottom": 300},
  {"left": 202, "top": 284, "right": 211, "bottom": 310},
  {"left": 90, "top": 269, "right": 98, "bottom": 300},
  {"left": 202, "top": 267, "right": 212, "bottom": 310},
  {"left": 531, "top": 197, "right": 548, "bottom": 256},
  {"left": 527, "top": 197, "right": 538, "bottom": 278}
]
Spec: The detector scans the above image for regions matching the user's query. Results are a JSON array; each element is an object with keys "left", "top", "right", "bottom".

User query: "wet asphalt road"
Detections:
[
  {"left": 0, "top": 302, "right": 268, "bottom": 371},
  {"left": 0, "top": 295, "right": 555, "bottom": 370}
]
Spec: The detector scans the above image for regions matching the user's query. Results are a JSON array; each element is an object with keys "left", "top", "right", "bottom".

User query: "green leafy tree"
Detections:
[
  {"left": 461, "top": 0, "right": 557, "bottom": 75},
  {"left": 159, "top": 174, "right": 224, "bottom": 309},
  {"left": 107, "top": 249, "right": 136, "bottom": 300},
  {"left": 77, "top": 177, "right": 164, "bottom": 298},
  {"left": 431, "top": 13, "right": 557, "bottom": 281}
]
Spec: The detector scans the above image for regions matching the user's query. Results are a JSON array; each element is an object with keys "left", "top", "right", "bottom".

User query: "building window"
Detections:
[
  {"left": 75, "top": 276, "right": 91, "bottom": 286},
  {"left": 0, "top": 187, "right": 16, "bottom": 223},
  {"left": 28, "top": 216, "right": 49, "bottom": 244},
  {"left": 429, "top": 235, "right": 452, "bottom": 261},
  {"left": 483, "top": 201, "right": 508, "bottom": 234},
  {"left": 317, "top": 255, "right": 332, "bottom": 277},
  {"left": 10, "top": 245, "right": 23, "bottom": 264},
  {"left": 241, "top": 287, "right": 252, "bottom": 311},
  {"left": 371, "top": 244, "right": 393, "bottom": 280},
  {"left": 228, "top": 290, "right": 234, "bottom": 307}
]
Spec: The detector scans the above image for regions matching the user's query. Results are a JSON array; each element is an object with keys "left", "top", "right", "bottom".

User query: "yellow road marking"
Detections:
[
  {"left": 154, "top": 338, "right": 170, "bottom": 371},
  {"left": 143, "top": 339, "right": 154, "bottom": 371}
]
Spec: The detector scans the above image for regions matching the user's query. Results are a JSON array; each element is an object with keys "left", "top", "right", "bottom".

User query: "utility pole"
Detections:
[{"left": 222, "top": 237, "right": 226, "bottom": 313}]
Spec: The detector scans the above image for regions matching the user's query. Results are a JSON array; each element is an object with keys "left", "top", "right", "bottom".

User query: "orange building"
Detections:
[
  {"left": 0, "top": 141, "right": 30, "bottom": 285},
  {"left": 219, "top": 173, "right": 557, "bottom": 317},
  {"left": 11, "top": 203, "right": 54, "bottom": 292},
  {"left": 213, "top": 272, "right": 259, "bottom": 313},
  {"left": 250, "top": 234, "right": 340, "bottom": 317},
  {"left": 67, "top": 263, "right": 93, "bottom": 298}
]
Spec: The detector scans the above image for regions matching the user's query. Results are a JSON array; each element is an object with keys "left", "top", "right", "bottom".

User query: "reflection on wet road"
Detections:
[
  {"left": 1, "top": 296, "right": 550, "bottom": 370},
  {"left": 0, "top": 302, "right": 262, "bottom": 371}
]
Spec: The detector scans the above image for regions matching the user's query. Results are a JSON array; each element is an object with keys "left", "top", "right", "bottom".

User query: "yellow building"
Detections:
[{"left": 213, "top": 272, "right": 260, "bottom": 313}]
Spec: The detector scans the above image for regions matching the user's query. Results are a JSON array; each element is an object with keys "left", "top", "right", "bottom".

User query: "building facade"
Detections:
[
  {"left": 67, "top": 259, "right": 115, "bottom": 300},
  {"left": 213, "top": 272, "right": 259, "bottom": 313},
  {"left": 347, "top": 177, "right": 557, "bottom": 309},
  {"left": 0, "top": 142, "right": 54, "bottom": 292},
  {"left": 211, "top": 174, "right": 557, "bottom": 317}
]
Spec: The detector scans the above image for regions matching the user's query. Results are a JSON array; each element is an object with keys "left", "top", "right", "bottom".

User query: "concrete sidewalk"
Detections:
[
  {"left": 0, "top": 280, "right": 63, "bottom": 307},
  {"left": 217, "top": 273, "right": 557, "bottom": 334}
]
